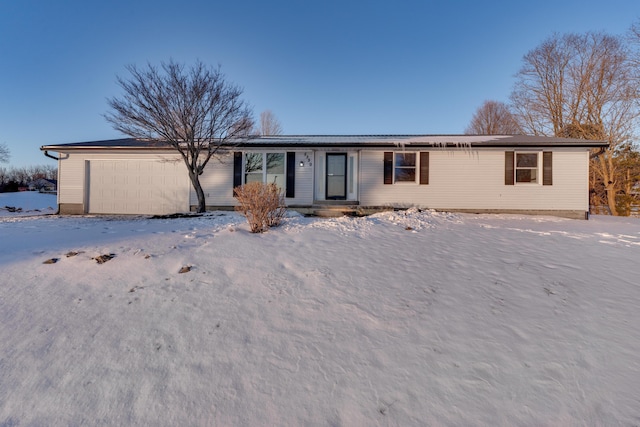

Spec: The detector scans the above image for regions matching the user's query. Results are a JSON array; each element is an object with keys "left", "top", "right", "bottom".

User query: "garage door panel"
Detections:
[
  {"left": 139, "top": 175, "right": 153, "bottom": 186},
  {"left": 89, "top": 160, "right": 189, "bottom": 215}
]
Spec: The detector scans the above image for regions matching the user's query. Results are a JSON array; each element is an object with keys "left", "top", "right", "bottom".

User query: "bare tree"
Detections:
[
  {"left": 25, "top": 164, "right": 57, "bottom": 181},
  {"left": 629, "top": 19, "right": 640, "bottom": 74},
  {"left": 464, "top": 100, "right": 520, "bottom": 134},
  {"left": 241, "top": 110, "right": 282, "bottom": 136},
  {"left": 11, "top": 166, "right": 29, "bottom": 186},
  {"left": 259, "top": 110, "right": 283, "bottom": 136},
  {"left": 0, "top": 166, "right": 8, "bottom": 186},
  {"left": 510, "top": 32, "right": 640, "bottom": 215},
  {"left": 44, "top": 164, "right": 58, "bottom": 180},
  {"left": 105, "top": 60, "right": 254, "bottom": 213},
  {"left": 0, "top": 143, "right": 9, "bottom": 163}
]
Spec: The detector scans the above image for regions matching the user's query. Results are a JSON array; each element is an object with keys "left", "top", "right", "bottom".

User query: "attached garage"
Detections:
[{"left": 87, "top": 159, "right": 189, "bottom": 215}]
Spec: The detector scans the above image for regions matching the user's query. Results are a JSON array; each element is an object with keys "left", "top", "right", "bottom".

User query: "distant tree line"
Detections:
[
  {"left": 0, "top": 164, "right": 58, "bottom": 192},
  {"left": 465, "top": 19, "right": 640, "bottom": 216}
]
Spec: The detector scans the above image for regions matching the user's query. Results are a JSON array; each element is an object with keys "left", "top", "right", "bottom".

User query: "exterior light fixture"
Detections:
[{"left": 299, "top": 161, "right": 304, "bottom": 167}]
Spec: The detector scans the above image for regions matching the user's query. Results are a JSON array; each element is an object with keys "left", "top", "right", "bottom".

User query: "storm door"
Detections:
[{"left": 326, "top": 153, "right": 347, "bottom": 200}]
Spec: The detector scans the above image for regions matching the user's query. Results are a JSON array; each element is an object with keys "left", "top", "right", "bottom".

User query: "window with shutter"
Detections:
[
  {"left": 384, "top": 151, "right": 428, "bottom": 184},
  {"left": 505, "top": 151, "right": 551, "bottom": 185},
  {"left": 515, "top": 153, "right": 539, "bottom": 183},
  {"left": 234, "top": 152, "right": 292, "bottom": 195}
]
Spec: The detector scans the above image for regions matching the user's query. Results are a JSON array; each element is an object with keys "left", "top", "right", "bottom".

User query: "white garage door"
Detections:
[{"left": 88, "top": 160, "right": 190, "bottom": 215}]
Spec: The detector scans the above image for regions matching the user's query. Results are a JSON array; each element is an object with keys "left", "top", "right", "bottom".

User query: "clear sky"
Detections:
[{"left": 0, "top": 0, "right": 638, "bottom": 167}]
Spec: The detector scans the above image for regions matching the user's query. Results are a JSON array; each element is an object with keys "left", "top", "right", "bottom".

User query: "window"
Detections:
[
  {"left": 244, "top": 153, "right": 263, "bottom": 183},
  {"left": 266, "top": 153, "right": 285, "bottom": 186},
  {"left": 515, "top": 153, "right": 538, "bottom": 183},
  {"left": 244, "top": 152, "right": 285, "bottom": 188},
  {"left": 384, "top": 151, "right": 428, "bottom": 185},
  {"left": 505, "top": 151, "right": 552, "bottom": 186},
  {"left": 394, "top": 153, "right": 416, "bottom": 182},
  {"left": 235, "top": 152, "right": 295, "bottom": 198}
]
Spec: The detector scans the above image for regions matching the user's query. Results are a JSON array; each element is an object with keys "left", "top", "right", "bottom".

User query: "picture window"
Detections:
[{"left": 245, "top": 153, "right": 285, "bottom": 188}]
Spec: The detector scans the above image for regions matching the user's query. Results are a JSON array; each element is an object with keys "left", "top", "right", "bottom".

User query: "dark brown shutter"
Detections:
[
  {"left": 233, "top": 152, "right": 242, "bottom": 195},
  {"left": 505, "top": 151, "right": 514, "bottom": 185},
  {"left": 543, "top": 151, "right": 553, "bottom": 186},
  {"left": 286, "top": 152, "right": 296, "bottom": 198},
  {"left": 419, "top": 152, "right": 429, "bottom": 185},
  {"left": 383, "top": 152, "right": 393, "bottom": 184}
]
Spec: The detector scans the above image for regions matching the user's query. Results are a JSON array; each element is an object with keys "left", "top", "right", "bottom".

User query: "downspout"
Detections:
[
  {"left": 42, "top": 150, "right": 60, "bottom": 214},
  {"left": 43, "top": 150, "right": 59, "bottom": 161},
  {"left": 589, "top": 146, "right": 607, "bottom": 159}
]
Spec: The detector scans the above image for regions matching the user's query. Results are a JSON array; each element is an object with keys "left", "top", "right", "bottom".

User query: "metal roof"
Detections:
[{"left": 41, "top": 134, "right": 608, "bottom": 151}]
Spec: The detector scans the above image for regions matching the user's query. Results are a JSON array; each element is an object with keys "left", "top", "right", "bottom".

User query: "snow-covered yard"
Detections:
[
  {"left": 0, "top": 191, "right": 56, "bottom": 217},
  {"left": 1, "top": 192, "right": 639, "bottom": 426}
]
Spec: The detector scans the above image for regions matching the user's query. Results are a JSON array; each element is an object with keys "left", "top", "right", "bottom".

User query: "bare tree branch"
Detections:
[
  {"left": 510, "top": 31, "right": 640, "bottom": 215},
  {"left": 104, "top": 60, "right": 254, "bottom": 212},
  {"left": 464, "top": 100, "right": 521, "bottom": 135},
  {"left": 0, "top": 143, "right": 10, "bottom": 163},
  {"left": 259, "top": 110, "right": 283, "bottom": 136}
]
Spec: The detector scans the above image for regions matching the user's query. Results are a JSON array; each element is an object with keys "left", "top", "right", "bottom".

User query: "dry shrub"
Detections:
[{"left": 234, "top": 182, "right": 287, "bottom": 233}]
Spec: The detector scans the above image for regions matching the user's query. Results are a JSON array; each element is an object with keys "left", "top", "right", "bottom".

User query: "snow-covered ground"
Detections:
[
  {"left": 1, "top": 192, "right": 639, "bottom": 426},
  {"left": 0, "top": 191, "right": 57, "bottom": 217}
]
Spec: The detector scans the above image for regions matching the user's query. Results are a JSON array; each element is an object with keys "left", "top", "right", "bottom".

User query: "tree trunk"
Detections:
[
  {"left": 605, "top": 183, "right": 618, "bottom": 216},
  {"left": 188, "top": 170, "right": 206, "bottom": 213},
  {"left": 601, "top": 153, "right": 618, "bottom": 216}
]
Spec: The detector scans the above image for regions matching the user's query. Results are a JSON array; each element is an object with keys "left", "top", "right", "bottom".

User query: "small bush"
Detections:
[{"left": 234, "top": 182, "right": 287, "bottom": 233}]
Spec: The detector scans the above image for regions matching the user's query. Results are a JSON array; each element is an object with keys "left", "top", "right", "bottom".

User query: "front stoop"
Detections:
[{"left": 291, "top": 202, "right": 393, "bottom": 217}]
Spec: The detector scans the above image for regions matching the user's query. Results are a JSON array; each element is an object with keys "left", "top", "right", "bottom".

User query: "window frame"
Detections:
[
  {"left": 384, "top": 151, "right": 428, "bottom": 185},
  {"left": 244, "top": 152, "right": 264, "bottom": 184},
  {"left": 514, "top": 151, "right": 540, "bottom": 185},
  {"left": 243, "top": 151, "right": 287, "bottom": 188},
  {"left": 393, "top": 152, "right": 418, "bottom": 184}
]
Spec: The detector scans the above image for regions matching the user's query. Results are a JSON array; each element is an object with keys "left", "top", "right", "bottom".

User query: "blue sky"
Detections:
[{"left": 0, "top": 0, "right": 638, "bottom": 167}]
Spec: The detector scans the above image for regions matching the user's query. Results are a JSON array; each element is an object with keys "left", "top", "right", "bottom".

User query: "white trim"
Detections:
[
  {"left": 514, "top": 152, "right": 541, "bottom": 185},
  {"left": 242, "top": 151, "right": 286, "bottom": 189},
  {"left": 347, "top": 153, "right": 358, "bottom": 200},
  {"left": 393, "top": 152, "right": 419, "bottom": 184}
]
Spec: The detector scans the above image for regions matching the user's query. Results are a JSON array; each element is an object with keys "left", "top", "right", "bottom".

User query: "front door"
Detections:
[{"left": 326, "top": 153, "right": 347, "bottom": 200}]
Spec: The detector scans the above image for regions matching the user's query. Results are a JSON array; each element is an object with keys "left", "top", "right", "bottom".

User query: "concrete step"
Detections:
[{"left": 292, "top": 205, "right": 393, "bottom": 217}]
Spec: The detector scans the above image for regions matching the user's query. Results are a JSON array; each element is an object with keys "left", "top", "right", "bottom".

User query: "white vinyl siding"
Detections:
[
  {"left": 194, "top": 152, "right": 236, "bottom": 206},
  {"left": 359, "top": 149, "right": 589, "bottom": 211},
  {"left": 289, "top": 152, "right": 314, "bottom": 205},
  {"left": 58, "top": 155, "right": 86, "bottom": 205},
  {"left": 195, "top": 151, "right": 314, "bottom": 207}
]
